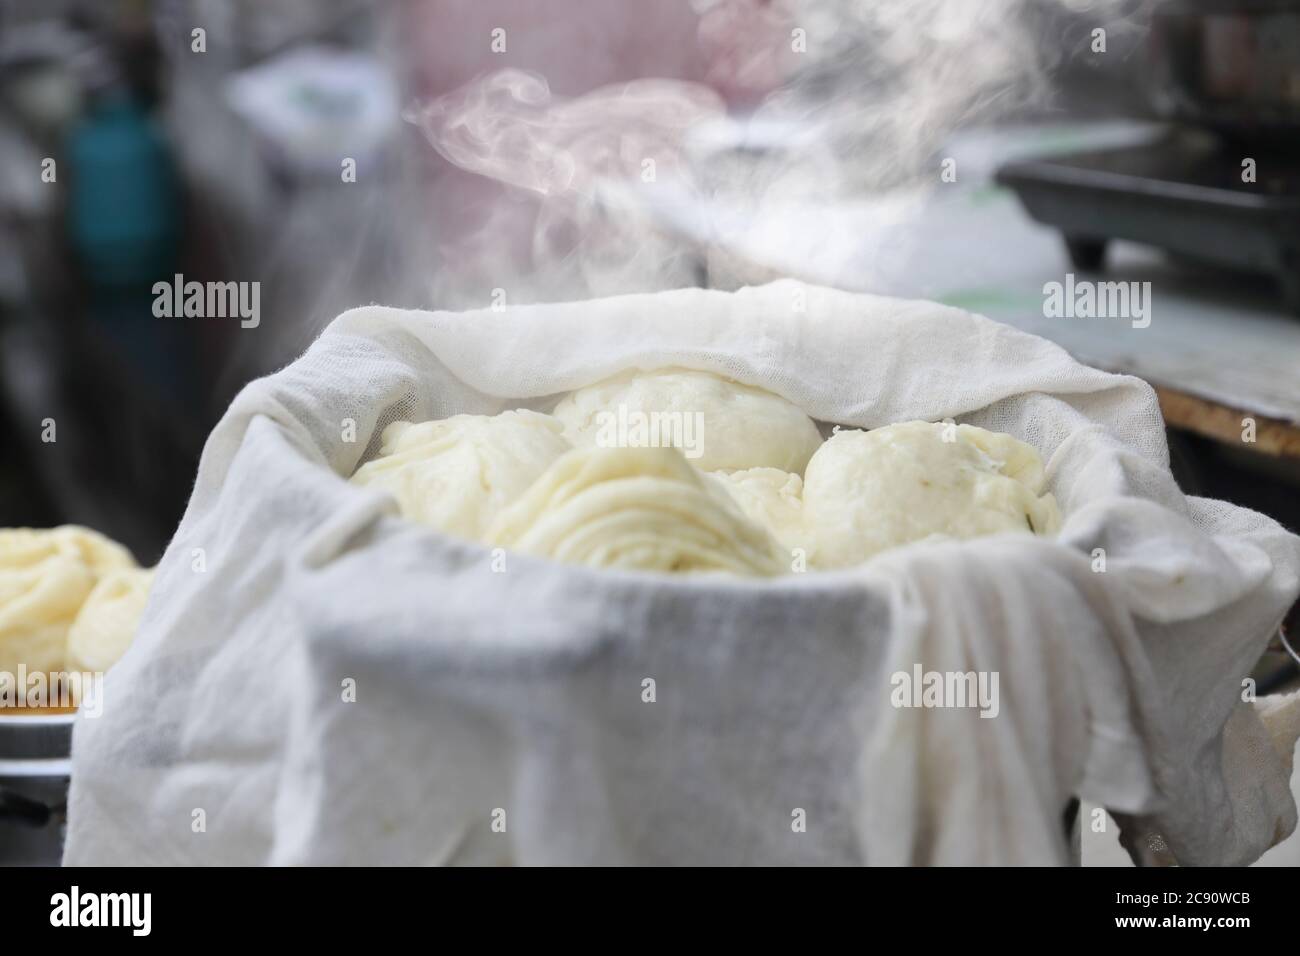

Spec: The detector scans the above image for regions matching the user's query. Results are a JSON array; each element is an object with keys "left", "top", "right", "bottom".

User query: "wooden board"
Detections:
[{"left": 1155, "top": 387, "right": 1300, "bottom": 459}]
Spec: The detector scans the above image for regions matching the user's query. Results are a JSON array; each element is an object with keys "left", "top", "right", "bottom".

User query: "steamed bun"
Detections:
[
  {"left": 351, "top": 410, "right": 571, "bottom": 540},
  {"left": 803, "top": 421, "right": 1060, "bottom": 569},
  {"left": 712, "top": 467, "right": 805, "bottom": 555},
  {"left": 486, "top": 445, "right": 786, "bottom": 576},
  {"left": 552, "top": 368, "right": 823, "bottom": 474},
  {"left": 67, "top": 566, "right": 155, "bottom": 673},
  {"left": 0, "top": 527, "right": 136, "bottom": 679}
]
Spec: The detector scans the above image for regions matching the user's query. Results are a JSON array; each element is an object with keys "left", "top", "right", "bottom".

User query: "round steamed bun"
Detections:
[
  {"left": 711, "top": 467, "right": 805, "bottom": 556},
  {"left": 350, "top": 410, "right": 572, "bottom": 541},
  {"left": 0, "top": 526, "right": 136, "bottom": 680},
  {"left": 552, "top": 368, "right": 823, "bottom": 474},
  {"left": 802, "top": 420, "right": 1060, "bottom": 569}
]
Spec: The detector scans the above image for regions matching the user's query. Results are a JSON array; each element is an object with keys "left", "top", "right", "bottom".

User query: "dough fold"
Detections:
[
  {"left": 67, "top": 567, "right": 156, "bottom": 674},
  {"left": 350, "top": 410, "right": 571, "bottom": 540},
  {"left": 487, "top": 446, "right": 787, "bottom": 576}
]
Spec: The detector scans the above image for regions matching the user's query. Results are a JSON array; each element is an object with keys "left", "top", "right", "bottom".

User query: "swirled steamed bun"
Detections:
[
  {"left": 711, "top": 467, "right": 806, "bottom": 555},
  {"left": 803, "top": 421, "right": 1060, "bottom": 569},
  {"left": 486, "top": 446, "right": 786, "bottom": 575},
  {"left": 350, "top": 410, "right": 571, "bottom": 540},
  {"left": 552, "top": 368, "right": 823, "bottom": 474},
  {"left": 0, "top": 527, "right": 136, "bottom": 678},
  {"left": 67, "top": 566, "right": 155, "bottom": 673}
]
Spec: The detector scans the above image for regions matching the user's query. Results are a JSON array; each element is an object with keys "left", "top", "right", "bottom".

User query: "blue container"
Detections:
[{"left": 67, "top": 92, "right": 180, "bottom": 289}]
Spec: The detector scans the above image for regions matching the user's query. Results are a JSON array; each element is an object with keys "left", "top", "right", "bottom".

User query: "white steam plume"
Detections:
[
  {"left": 406, "top": 70, "right": 725, "bottom": 303},
  {"left": 406, "top": 0, "right": 1144, "bottom": 304}
]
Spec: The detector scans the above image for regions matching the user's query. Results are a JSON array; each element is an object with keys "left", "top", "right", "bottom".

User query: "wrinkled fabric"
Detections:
[{"left": 64, "top": 281, "right": 1300, "bottom": 865}]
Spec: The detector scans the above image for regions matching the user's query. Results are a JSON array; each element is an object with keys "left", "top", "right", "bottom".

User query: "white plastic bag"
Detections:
[{"left": 65, "top": 281, "right": 1300, "bottom": 865}]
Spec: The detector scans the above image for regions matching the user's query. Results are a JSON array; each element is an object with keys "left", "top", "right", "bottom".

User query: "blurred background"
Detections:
[{"left": 0, "top": 0, "right": 1296, "bottom": 599}]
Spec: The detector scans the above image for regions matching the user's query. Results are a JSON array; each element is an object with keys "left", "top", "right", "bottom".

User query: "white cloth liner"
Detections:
[{"left": 64, "top": 281, "right": 1300, "bottom": 865}]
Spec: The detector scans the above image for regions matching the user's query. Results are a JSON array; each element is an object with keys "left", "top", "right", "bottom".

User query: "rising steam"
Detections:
[
  {"left": 406, "top": 0, "right": 1141, "bottom": 305},
  {"left": 406, "top": 71, "right": 726, "bottom": 302}
]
